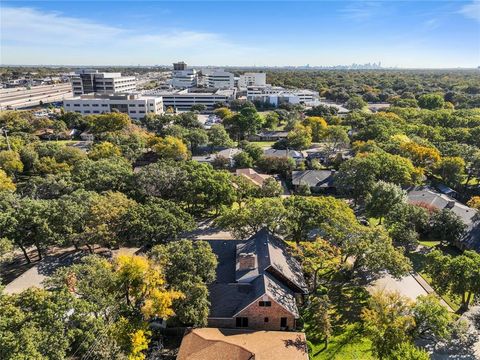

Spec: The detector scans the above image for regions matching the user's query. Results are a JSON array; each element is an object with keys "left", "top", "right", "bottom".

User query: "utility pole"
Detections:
[{"left": 1, "top": 127, "right": 11, "bottom": 151}]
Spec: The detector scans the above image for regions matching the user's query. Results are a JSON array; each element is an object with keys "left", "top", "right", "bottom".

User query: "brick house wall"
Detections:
[
  {"left": 208, "top": 318, "right": 235, "bottom": 328},
  {"left": 235, "top": 296, "right": 296, "bottom": 331}
]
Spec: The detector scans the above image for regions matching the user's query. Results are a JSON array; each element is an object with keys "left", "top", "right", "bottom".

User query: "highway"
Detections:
[{"left": 0, "top": 84, "right": 73, "bottom": 110}]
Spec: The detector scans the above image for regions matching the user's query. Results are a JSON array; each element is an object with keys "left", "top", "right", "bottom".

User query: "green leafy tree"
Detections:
[
  {"left": 387, "top": 342, "right": 430, "bottom": 360},
  {"left": 345, "top": 95, "right": 367, "bottom": 110},
  {"left": 435, "top": 156, "right": 465, "bottom": 187},
  {"left": 425, "top": 250, "right": 480, "bottom": 311},
  {"left": 365, "top": 181, "right": 407, "bottom": 224},
  {"left": 150, "top": 240, "right": 217, "bottom": 326},
  {"left": 287, "top": 123, "right": 312, "bottom": 150},
  {"left": 72, "top": 156, "right": 133, "bottom": 193},
  {"left": 88, "top": 141, "right": 122, "bottom": 160},
  {"left": 117, "top": 198, "right": 195, "bottom": 247},
  {"left": 418, "top": 93, "right": 445, "bottom": 110},
  {"left": 0, "top": 150, "right": 23, "bottom": 177},
  {"left": 259, "top": 177, "right": 282, "bottom": 197},
  {"left": 429, "top": 208, "right": 466, "bottom": 245},
  {"left": 89, "top": 113, "right": 131, "bottom": 133},
  {"left": 305, "top": 295, "right": 332, "bottom": 348},
  {"left": 233, "top": 151, "right": 254, "bottom": 168},
  {"left": 208, "top": 124, "right": 234, "bottom": 149},
  {"left": 264, "top": 112, "right": 280, "bottom": 129}
]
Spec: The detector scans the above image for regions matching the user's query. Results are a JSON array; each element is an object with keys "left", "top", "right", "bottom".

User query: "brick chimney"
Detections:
[{"left": 238, "top": 253, "right": 256, "bottom": 271}]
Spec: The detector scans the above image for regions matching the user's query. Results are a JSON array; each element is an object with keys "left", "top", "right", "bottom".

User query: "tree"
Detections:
[
  {"left": 294, "top": 239, "right": 341, "bottom": 292},
  {"left": 149, "top": 240, "right": 217, "bottom": 326},
  {"left": 429, "top": 208, "right": 466, "bottom": 245},
  {"left": 114, "top": 254, "right": 183, "bottom": 319},
  {"left": 325, "top": 125, "right": 349, "bottom": 155},
  {"left": 185, "top": 128, "right": 208, "bottom": 154},
  {"left": 190, "top": 104, "right": 207, "bottom": 112},
  {"left": 435, "top": 156, "right": 465, "bottom": 187},
  {"left": 151, "top": 135, "right": 188, "bottom": 160},
  {"left": 233, "top": 151, "right": 254, "bottom": 168},
  {"left": 72, "top": 156, "right": 133, "bottom": 193},
  {"left": 264, "top": 112, "right": 280, "bottom": 129},
  {"left": 89, "top": 113, "right": 131, "bottom": 133},
  {"left": 208, "top": 124, "right": 234, "bottom": 149},
  {"left": 0, "top": 150, "right": 23, "bottom": 177},
  {"left": 418, "top": 93, "right": 445, "bottom": 110},
  {"left": 257, "top": 156, "right": 296, "bottom": 178},
  {"left": 241, "top": 141, "right": 264, "bottom": 162},
  {"left": 0, "top": 169, "right": 15, "bottom": 191},
  {"left": 412, "top": 295, "right": 453, "bottom": 341},
  {"left": 387, "top": 342, "right": 430, "bottom": 360},
  {"left": 335, "top": 156, "right": 378, "bottom": 204},
  {"left": 343, "top": 227, "right": 411, "bottom": 279},
  {"left": 213, "top": 107, "right": 233, "bottom": 119},
  {"left": 223, "top": 107, "right": 264, "bottom": 140},
  {"left": 345, "top": 96, "right": 367, "bottom": 110},
  {"left": 117, "top": 198, "right": 195, "bottom": 247},
  {"left": 365, "top": 181, "right": 407, "bottom": 224},
  {"left": 362, "top": 291, "right": 416, "bottom": 359},
  {"left": 216, "top": 198, "right": 287, "bottom": 239},
  {"left": 302, "top": 116, "right": 327, "bottom": 142},
  {"left": 0, "top": 288, "right": 106, "bottom": 360},
  {"left": 88, "top": 141, "right": 122, "bottom": 160},
  {"left": 84, "top": 191, "right": 136, "bottom": 251},
  {"left": 467, "top": 196, "right": 480, "bottom": 210},
  {"left": 259, "top": 177, "right": 282, "bottom": 197},
  {"left": 399, "top": 141, "right": 440, "bottom": 169},
  {"left": 305, "top": 104, "right": 338, "bottom": 117},
  {"left": 425, "top": 250, "right": 480, "bottom": 311},
  {"left": 305, "top": 295, "right": 332, "bottom": 348},
  {"left": 287, "top": 123, "right": 312, "bottom": 150}
]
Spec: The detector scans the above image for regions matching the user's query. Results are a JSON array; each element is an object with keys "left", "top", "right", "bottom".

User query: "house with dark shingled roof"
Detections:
[{"left": 206, "top": 228, "right": 307, "bottom": 331}]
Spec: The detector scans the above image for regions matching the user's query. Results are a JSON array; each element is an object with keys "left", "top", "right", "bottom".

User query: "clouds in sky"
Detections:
[{"left": 1, "top": 2, "right": 479, "bottom": 67}]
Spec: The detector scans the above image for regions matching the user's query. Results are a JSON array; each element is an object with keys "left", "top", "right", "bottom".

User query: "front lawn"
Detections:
[{"left": 309, "top": 323, "right": 374, "bottom": 360}]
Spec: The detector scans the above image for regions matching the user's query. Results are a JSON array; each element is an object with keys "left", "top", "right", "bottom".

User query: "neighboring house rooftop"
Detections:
[
  {"left": 206, "top": 228, "right": 307, "bottom": 319},
  {"left": 177, "top": 328, "right": 308, "bottom": 360},
  {"left": 192, "top": 148, "right": 242, "bottom": 164},
  {"left": 407, "top": 186, "right": 480, "bottom": 251},
  {"left": 264, "top": 148, "right": 304, "bottom": 159},
  {"left": 236, "top": 168, "right": 273, "bottom": 187},
  {"left": 291, "top": 170, "right": 336, "bottom": 188}
]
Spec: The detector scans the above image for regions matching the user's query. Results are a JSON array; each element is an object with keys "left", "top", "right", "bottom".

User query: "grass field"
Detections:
[
  {"left": 309, "top": 323, "right": 374, "bottom": 360},
  {"left": 246, "top": 141, "right": 277, "bottom": 148}
]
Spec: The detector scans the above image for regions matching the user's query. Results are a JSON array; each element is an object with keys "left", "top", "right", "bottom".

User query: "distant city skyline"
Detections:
[{"left": 1, "top": 1, "right": 479, "bottom": 68}]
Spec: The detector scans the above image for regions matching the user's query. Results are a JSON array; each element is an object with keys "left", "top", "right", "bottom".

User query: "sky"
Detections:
[{"left": 1, "top": 0, "right": 479, "bottom": 68}]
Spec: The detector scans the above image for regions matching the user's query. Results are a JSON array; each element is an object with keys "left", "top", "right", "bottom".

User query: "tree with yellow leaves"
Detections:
[
  {"left": 0, "top": 169, "right": 15, "bottom": 191},
  {"left": 114, "top": 254, "right": 183, "bottom": 320},
  {"left": 302, "top": 116, "right": 328, "bottom": 142},
  {"left": 149, "top": 135, "right": 188, "bottom": 160}
]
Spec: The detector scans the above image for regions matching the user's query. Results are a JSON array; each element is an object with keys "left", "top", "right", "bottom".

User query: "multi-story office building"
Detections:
[
  {"left": 246, "top": 85, "right": 319, "bottom": 106},
  {"left": 145, "top": 88, "right": 236, "bottom": 111},
  {"left": 71, "top": 70, "right": 136, "bottom": 96},
  {"left": 63, "top": 93, "right": 163, "bottom": 121},
  {"left": 171, "top": 62, "right": 197, "bottom": 89},
  {"left": 238, "top": 72, "right": 267, "bottom": 88},
  {"left": 202, "top": 69, "right": 235, "bottom": 89}
]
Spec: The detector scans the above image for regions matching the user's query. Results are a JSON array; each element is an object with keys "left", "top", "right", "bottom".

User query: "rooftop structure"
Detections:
[
  {"left": 407, "top": 186, "right": 480, "bottom": 251},
  {"left": 201, "top": 69, "right": 235, "bottom": 89},
  {"left": 177, "top": 328, "right": 308, "bottom": 360},
  {"left": 236, "top": 168, "right": 274, "bottom": 187},
  {"left": 291, "top": 170, "right": 336, "bottom": 190},
  {"left": 206, "top": 229, "right": 307, "bottom": 331},
  {"left": 63, "top": 93, "right": 163, "bottom": 121},
  {"left": 246, "top": 85, "right": 319, "bottom": 106}
]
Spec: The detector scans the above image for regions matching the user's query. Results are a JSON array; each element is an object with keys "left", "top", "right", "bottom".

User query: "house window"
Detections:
[
  {"left": 235, "top": 317, "right": 248, "bottom": 328},
  {"left": 264, "top": 317, "right": 269, "bottom": 323},
  {"left": 259, "top": 301, "right": 271, "bottom": 307},
  {"left": 280, "top": 317, "right": 287, "bottom": 328}
]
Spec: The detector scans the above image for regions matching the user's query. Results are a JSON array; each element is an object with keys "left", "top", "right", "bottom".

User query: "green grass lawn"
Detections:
[
  {"left": 309, "top": 323, "right": 373, "bottom": 360},
  {"left": 246, "top": 141, "right": 277, "bottom": 148}
]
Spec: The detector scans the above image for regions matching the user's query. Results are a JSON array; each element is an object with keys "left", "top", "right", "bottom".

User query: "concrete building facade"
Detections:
[
  {"left": 238, "top": 72, "right": 267, "bottom": 88},
  {"left": 71, "top": 70, "right": 136, "bottom": 96},
  {"left": 63, "top": 93, "right": 163, "bottom": 121}
]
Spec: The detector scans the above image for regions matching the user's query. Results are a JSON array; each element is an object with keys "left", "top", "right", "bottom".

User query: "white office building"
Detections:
[
  {"left": 202, "top": 69, "right": 235, "bottom": 89},
  {"left": 246, "top": 85, "right": 319, "bottom": 106},
  {"left": 71, "top": 70, "right": 136, "bottom": 96},
  {"left": 145, "top": 88, "right": 236, "bottom": 111},
  {"left": 238, "top": 72, "right": 267, "bottom": 88},
  {"left": 63, "top": 93, "right": 163, "bottom": 121}
]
